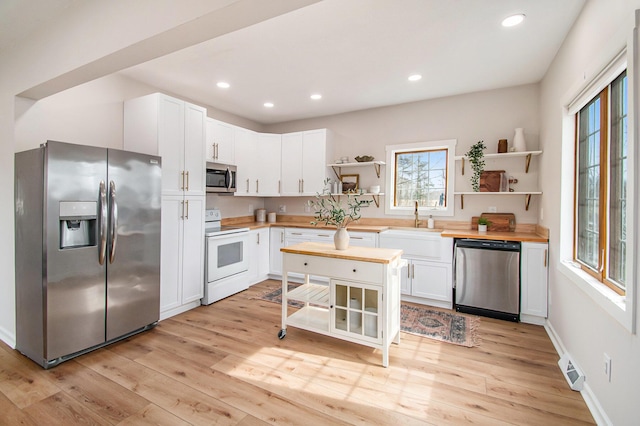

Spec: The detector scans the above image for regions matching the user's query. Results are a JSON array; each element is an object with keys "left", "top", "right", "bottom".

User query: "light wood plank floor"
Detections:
[{"left": 1, "top": 280, "right": 594, "bottom": 425}]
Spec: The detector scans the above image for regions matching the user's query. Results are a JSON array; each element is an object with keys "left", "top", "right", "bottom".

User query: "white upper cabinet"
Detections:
[
  {"left": 281, "top": 129, "right": 328, "bottom": 196},
  {"left": 124, "top": 93, "right": 206, "bottom": 197},
  {"left": 234, "top": 127, "right": 258, "bottom": 196},
  {"left": 235, "top": 129, "right": 282, "bottom": 196},
  {"left": 205, "top": 118, "right": 235, "bottom": 164}
]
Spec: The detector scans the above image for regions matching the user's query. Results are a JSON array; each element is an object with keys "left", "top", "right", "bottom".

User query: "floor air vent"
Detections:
[{"left": 558, "top": 352, "right": 585, "bottom": 391}]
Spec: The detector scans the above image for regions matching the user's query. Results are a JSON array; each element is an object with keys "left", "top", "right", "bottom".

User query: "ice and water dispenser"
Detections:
[{"left": 59, "top": 201, "right": 97, "bottom": 249}]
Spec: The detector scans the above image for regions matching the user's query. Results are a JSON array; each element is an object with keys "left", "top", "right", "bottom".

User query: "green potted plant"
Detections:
[
  {"left": 308, "top": 179, "right": 371, "bottom": 249},
  {"left": 477, "top": 217, "right": 491, "bottom": 233},
  {"left": 466, "top": 140, "right": 486, "bottom": 192}
]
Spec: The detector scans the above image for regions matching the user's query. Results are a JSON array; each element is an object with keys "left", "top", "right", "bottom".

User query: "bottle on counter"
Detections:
[{"left": 427, "top": 215, "right": 434, "bottom": 229}]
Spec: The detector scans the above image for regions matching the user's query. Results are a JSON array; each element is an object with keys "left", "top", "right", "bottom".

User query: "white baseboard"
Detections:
[
  {"left": 544, "top": 321, "right": 612, "bottom": 426},
  {"left": 0, "top": 326, "right": 15, "bottom": 349}
]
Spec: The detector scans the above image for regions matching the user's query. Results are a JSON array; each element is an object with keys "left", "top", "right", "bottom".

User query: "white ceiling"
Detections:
[{"left": 3, "top": 0, "right": 585, "bottom": 125}]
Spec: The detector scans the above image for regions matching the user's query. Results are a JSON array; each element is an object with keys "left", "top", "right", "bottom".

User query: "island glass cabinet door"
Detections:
[{"left": 331, "top": 280, "right": 382, "bottom": 344}]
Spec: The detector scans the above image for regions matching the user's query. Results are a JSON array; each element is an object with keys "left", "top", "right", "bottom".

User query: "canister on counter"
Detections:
[
  {"left": 255, "top": 208, "right": 266, "bottom": 222},
  {"left": 267, "top": 212, "right": 276, "bottom": 223}
]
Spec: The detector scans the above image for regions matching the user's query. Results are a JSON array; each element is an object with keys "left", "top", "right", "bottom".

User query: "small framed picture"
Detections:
[{"left": 340, "top": 174, "right": 359, "bottom": 193}]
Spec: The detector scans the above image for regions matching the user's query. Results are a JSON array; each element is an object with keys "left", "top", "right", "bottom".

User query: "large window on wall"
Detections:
[
  {"left": 575, "top": 70, "right": 627, "bottom": 295},
  {"left": 385, "top": 139, "right": 456, "bottom": 216}
]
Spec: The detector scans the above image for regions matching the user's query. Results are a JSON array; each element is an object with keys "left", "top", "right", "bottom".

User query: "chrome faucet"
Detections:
[{"left": 414, "top": 201, "right": 421, "bottom": 228}]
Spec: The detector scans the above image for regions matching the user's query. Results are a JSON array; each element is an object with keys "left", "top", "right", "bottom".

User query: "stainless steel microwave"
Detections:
[{"left": 206, "top": 162, "right": 236, "bottom": 193}]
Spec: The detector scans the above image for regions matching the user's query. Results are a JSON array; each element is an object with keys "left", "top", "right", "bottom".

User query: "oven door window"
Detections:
[
  {"left": 218, "top": 241, "right": 244, "bottom": 267},
  {"left": 207, "top": 235, "right": 249, "bottom": 283}
]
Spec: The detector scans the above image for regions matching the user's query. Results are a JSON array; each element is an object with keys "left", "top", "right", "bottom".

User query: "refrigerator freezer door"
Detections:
[
  {"left": 45, "top": 142, "right": 107, "bottom": 359},
  {"left": 455, "top": 247, "right": 520, "bottom": 315},
  {"left": 105, "top": 148, "right": 161, "bottom": 340}
]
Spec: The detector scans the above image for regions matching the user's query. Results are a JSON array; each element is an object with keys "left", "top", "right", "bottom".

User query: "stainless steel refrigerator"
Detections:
[{"left": 15, "top": 141, "right": 161, "bottom": 368}]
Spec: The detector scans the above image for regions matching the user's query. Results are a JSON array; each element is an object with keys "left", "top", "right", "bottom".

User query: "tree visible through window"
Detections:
[
  {"left": 395, "top": 149, "right": 447, "bottom": 207},
  {"left": 575, "top": 70, "right": 627, "bottom": 294}
]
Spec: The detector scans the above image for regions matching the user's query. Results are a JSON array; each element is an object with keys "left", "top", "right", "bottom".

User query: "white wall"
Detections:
[
  {"left": 0, "top": 0, "right": 317, "bottom": 347},
  {"left": 262, "top": 84, "right": 540, "bottom": 222},
  {"left": 539, "top": 1, "right": 640, "bottom": 424}
]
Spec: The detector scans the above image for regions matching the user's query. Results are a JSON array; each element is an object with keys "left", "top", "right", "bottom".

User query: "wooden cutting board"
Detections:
[{"left": 471, "top": 213, "right": 516, "bottom": 232}]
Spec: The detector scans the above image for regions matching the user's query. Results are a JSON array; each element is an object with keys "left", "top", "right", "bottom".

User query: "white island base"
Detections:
[{"left": 279, "top": 242, "right": 405, "bottom": 367}]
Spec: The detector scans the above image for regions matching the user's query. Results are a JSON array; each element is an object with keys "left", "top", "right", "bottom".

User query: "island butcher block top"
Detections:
[{"left": 281, "top": 242, "right": 403, "bottom": 264}]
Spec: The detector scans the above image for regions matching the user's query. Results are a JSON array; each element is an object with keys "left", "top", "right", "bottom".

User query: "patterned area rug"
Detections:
[{"left": 256, "top": 284, "right": 480, "bottom": 347}]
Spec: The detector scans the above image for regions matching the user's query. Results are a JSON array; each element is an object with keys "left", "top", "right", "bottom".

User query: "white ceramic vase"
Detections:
[
  {"left": 513, "top": 128, "right": 527, "bottom": 152},
  {"left": 334, "top": 227, "right": 350, "bottom": 250},
  {"left": 478, "top": 224, "right": 487, "bottom": 233}
]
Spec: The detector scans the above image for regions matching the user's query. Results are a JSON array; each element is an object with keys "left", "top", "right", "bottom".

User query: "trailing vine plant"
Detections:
[{"left": 466, "top": 140, "right": 486, "bottom": 192}]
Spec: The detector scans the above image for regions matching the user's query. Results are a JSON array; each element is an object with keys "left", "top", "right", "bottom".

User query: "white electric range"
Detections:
[{"left": 201, "top": 209, "right": 250, "bottom": 305}]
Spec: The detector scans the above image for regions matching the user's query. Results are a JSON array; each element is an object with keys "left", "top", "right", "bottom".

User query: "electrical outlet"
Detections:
[
  {"left": 488, "top": 206, "right": 497, "bottom": 213},
  {"left": 604, "top": 353, "right": 612, "bottom": 382},
  {"left": 248, "top": 204, "right": 254, "bottom": 214},
  {"left": 540, "top": 207, "right": 544, "bottom": 221},
  {"left": 304, "top": 203, "right": 311, "bottom": 213},
  {"left": 278, "top": 205, "right": 286, "bottom": 213}
]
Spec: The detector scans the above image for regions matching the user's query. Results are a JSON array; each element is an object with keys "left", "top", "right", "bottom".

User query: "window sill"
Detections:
[{"left": 559, "top": 260, "right": 631, "bottom": 331}]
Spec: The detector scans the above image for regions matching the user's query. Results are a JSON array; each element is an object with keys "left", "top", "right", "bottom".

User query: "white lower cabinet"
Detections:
[
  {"left": 160, "top": 195, "right": 205, "bottom": 320},
  {"left": 380, "top": 230, "right": 453, "bottom": 309},
  {"left": 269, "top": 227, "right": 285, "bottom": 277},
  {"left": 248, "top": 228, "right": 270, "bottom": 285},
  {"left": 405, "top": 259, "right": 452, "bottom": 302},
  {"left": 520, "top": 242, "right": 549, "bottom": 324}
]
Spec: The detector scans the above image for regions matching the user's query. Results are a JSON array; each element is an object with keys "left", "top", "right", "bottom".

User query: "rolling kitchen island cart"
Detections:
[{"left": 278, "top": 242, "right": 405, "bottom": 367}]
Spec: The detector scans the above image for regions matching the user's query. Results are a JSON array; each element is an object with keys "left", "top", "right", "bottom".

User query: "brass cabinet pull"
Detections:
[
  {"left": 186, "top": 171, "right": 189, "bottom": 191},
  {"left": 256, "top": 179, "right": 259, "bottom": 193},
  {"left": 185, "top": 199, "right": 189, "bottom": 219},
  {"left": 246, "top": 178, "right": 249, "bottom": 193},
  {"left": 544, "top": 249, "right": 547, "bottom": 268}
]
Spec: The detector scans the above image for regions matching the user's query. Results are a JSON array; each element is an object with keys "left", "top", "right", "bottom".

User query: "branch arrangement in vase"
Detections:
[{"left": 308, "top": 179, "right": 371, "bottom": 228}]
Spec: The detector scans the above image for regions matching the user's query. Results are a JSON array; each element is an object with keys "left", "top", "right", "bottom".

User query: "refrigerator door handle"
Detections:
[
  {"left": 109, "top": 180, "right": 118, "bottom": 264},
  {"left": 99, "top": 180, "right": 107, "bottom": 265}
]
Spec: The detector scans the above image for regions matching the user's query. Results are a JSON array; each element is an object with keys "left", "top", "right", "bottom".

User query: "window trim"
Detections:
[
  {"left": 559, "top": 47, "right": 635, "bottom": 333},
  {"left": 384, "top": 139, "right": 456, "bottom": 217}
]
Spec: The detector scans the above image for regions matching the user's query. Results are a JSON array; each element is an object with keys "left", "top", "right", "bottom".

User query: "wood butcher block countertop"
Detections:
[
  {"left": 281, "top": 242, "right": 403, "bottom": 264},
  {"left": 225, "top": 217, "right": 548, "bottom": 242},
  {"left": 440, "top": 229, "right": 548, "bottom": 243}
]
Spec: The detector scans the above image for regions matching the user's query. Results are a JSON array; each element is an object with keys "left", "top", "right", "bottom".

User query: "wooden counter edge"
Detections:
[
  {"left": 440, "top": 229, "right": 548, "bottom": 243},
  {"left": 281, "top": 242, "right": 403, "bottom": 264}
]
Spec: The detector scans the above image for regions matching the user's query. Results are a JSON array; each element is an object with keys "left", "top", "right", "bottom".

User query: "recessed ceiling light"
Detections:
[
  {"left": 264, "top": 102, "right": 274, "bottom": 108},
  {"left": 408, "top": 74, "right": 422, "bottom": 82},
  {"left": 310, "top": 94, "right": 322, "bottom": 100},
  {"left": 502, "top": 14, "right": 525, "bottom": 27},
  {"left": 216, "top": 81, "right": 230, "bottom": 89}
]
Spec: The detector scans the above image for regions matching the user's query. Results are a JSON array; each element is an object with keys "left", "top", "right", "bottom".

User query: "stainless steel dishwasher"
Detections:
[{"left": 454, "top": 239, "right": 521, "bottom": 322}]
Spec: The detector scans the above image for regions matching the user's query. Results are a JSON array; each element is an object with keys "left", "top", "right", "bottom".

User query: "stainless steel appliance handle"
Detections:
[
  {"left": 99, "top": 180, "right": 107, "bottom": 265},
  {"left": 225, "top": 167, "right": 230, "bottom": 190},
  {"left": 109, "top": 180, "right": 118, "bottom": 264}
]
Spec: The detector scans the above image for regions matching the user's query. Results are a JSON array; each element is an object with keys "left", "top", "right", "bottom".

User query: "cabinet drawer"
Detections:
[
  {"left": 348, "top": 232, "right": 378, "bottom": 247},
  {"left": 284, "top": 254, "right": 383, "bottom": 284}
]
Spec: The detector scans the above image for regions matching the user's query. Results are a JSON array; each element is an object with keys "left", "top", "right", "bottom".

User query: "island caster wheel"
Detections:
[{"left": 278, "top": 329, "right": 287, "bottom": 339}]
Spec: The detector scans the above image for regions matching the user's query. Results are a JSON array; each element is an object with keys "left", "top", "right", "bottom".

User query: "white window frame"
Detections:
[
  {"left": 385, "top": 139, "right": 456, "bottom": 217},
  {"left": 559, "top": 46, "right": 636, "bottom": 333}
]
